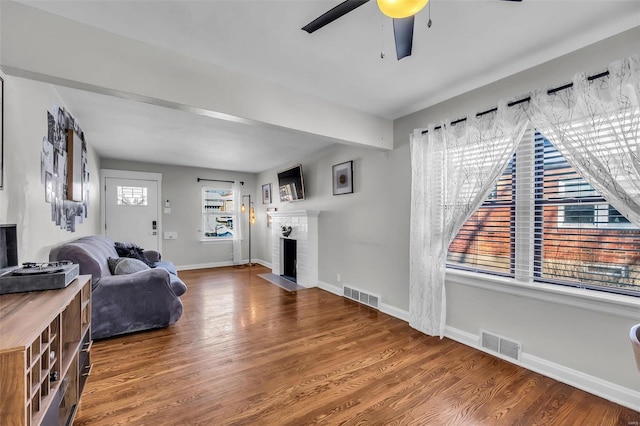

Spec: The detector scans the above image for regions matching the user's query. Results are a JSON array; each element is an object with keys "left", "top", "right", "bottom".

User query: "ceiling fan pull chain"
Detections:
[
  {"left": 427, "top": 0, "right": 432, "bottom": 28},
  {"left": 380, "top": 15, "right": 386, "bottom": 59}
]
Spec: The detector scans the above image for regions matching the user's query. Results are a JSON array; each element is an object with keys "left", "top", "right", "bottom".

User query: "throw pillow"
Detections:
[
  {"left": 107, "top": 257, "right": 123, "bottom": 275},
  {"left": 114, "top": 241, "right": 154, "bottom": 267},
  {"left": 107, "top": 257, "right": 150, "bottom": 275}
]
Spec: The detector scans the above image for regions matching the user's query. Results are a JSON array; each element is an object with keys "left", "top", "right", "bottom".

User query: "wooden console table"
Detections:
[{"left": 0, "top": 275, "right": 92, "bottom": 425}]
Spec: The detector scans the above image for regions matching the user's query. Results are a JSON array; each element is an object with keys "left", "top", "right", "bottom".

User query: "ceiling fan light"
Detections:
[{"left": 377, "top": 0, "right": 429, "bottom": 19}]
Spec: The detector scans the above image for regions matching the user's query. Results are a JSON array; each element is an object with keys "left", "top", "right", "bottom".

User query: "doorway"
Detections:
[{"left": 102, "top": 170, "right": 162, "bottom": 251}]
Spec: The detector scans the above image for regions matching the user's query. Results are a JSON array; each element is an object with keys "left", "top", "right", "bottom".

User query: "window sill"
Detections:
[
  {"left": 445, "top": 268, "right": 640, "bottom": 320},
  {"left": 199, "top": 238, "right": 233, "bottom": 244}
]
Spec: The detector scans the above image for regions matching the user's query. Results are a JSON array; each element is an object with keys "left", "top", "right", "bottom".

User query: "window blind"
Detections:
[
  {"left": 447, "top": 156, "right": 515, "bottom": 277},
  {"left": 447, "top": 130, "right": 640, "bottom": 296},
  {"left": 533, "top": 133, "right": 640, "bottom": 295}
]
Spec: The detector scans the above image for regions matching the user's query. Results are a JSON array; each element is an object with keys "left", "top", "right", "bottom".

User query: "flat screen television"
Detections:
[
  {"left": 278, "top": 164, "right": 305, "bottom": 202},
  {"left": 0, "top": 224, "right": 18, "bottom": 273}
]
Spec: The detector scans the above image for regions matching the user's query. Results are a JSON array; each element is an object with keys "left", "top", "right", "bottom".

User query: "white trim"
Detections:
[
  {"left": 379, "top": 303, "right": 410, "bottom": 322},
  {"left": 177, "top": 259, "right": 272, "bottom": 271},
  {"left": 176, "top": 261, "right": 235, "bottom": 271},
  {"left": 318, "top": 280, "right": 342, "bottom": 296},
  {"left": 444, "top": 325, "right": 640, "bottom": 412},
  {"left": 101, "top": 169, "right": 163, "bottom": 253},
  {"left": 446, "top": 268, "right": 640, "bottom": 320},
  {"left": 254, "top": 259, "right": 272, "bottom": 269},
  {"left": 199, "top": 239, "right": 233, "bottom": 244},
  {"left": 316, "top": 280, "right": 411, "bottom": 323}
]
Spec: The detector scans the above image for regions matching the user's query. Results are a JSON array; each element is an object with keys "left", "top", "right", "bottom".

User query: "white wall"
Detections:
[
  {"left": 0, "top": 74, "right": 101, "bottom": 261},
  {"left": 99, "top": 159, "right": 256, "bottom": 268},
  {"left": 0, "top": 1, "right": 393, "bottom": 151}
]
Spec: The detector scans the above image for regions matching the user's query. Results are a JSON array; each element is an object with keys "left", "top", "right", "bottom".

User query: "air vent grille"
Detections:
[
  {"left": 480, "top": 330, "right": 521, "bottom": 361},
  {"left": 343, "top": 285, "right": 379, "bottom": 310},
  {"left": 481, "top": 331, "right": 500, "bottom": 352}
]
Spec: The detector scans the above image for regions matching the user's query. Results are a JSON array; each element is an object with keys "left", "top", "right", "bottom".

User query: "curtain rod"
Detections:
[
  {"left": 421, "top": 70, "right": 610, "bottom": 135},
  {"left": 197, "top": 178, "right": 244, "bottom": 185}
]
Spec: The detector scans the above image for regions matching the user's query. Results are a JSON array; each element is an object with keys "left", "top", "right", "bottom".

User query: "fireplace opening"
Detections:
[{"left": 282, "top": 238, "right": 297, "bottom": 283}]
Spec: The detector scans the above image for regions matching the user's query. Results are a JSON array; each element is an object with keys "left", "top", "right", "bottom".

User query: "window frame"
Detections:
[
  {"left": 446, "top": 130, "right": 640, "bottom": 298},
  {"left": 555, "top": 181, "right": 635, "bottom": 230},
  {"left": 201, "top": 186, "right": 235, "bottom": 241},
  {"left": 116, "top": 185, "right": 148, "bottom": 206}
]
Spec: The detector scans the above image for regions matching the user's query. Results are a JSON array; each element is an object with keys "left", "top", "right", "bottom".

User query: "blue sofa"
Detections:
[{"left": 50, "top": 235, "right": 186, "bottom": 339}]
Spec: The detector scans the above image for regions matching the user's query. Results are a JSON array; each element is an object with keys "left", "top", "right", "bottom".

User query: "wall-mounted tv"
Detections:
[{"left": 278, "top": 164, "right": 305, "bottom": 202}]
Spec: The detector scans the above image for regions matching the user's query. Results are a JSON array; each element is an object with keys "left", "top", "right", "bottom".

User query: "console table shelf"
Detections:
[{"left": 0, "top": 275, "right": 92, "bottom": 426}]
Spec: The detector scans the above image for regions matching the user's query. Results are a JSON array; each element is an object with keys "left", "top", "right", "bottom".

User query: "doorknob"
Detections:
[{"left": 152, "top": 220, "right": 157, "bottom": 230}]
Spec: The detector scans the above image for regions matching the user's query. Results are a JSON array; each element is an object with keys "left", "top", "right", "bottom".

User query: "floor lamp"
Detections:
[{"left": 241, "top": 194, "right": 255, "bottom": 267}]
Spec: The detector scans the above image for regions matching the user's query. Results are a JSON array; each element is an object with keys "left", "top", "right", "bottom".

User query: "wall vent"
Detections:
[
  {"left": 343, "top": 285, "right": 379, "bottom": 310},
  {"left": 480, "top": 330, "right": 521, "bottom": 361}
]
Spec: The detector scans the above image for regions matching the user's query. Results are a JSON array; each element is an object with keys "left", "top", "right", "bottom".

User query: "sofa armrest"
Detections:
[
  {"left": 143, "top": 250, "right": 161, "bottom": 263},
  {"left": 91, "top": 268, "right": 182, "bottom": 339}
]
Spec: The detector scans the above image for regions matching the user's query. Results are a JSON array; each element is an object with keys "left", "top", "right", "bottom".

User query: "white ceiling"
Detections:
[{"left": 18, "top": 0, "right": 640, "bottom": 173}]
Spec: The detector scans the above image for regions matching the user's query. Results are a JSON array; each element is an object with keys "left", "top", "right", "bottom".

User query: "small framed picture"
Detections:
[
  {"left": 332, "top": 160, "right": 353, "bottom": 195},
  {"left": 262, "top": 183, "right": 272, "bottom": 204}
]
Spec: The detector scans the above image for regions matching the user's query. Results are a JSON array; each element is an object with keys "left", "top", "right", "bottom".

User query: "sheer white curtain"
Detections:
[
  {"left": 232, "top": 181, "right": 243, "bottom": 265},
  {"left": 410, "top": 103, "right": 528, "bottom": 337},
  {"left": 526, "top": 54, "right": 640, "bottom": 226}
]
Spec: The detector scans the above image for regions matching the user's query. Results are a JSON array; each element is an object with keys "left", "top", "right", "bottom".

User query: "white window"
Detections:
[
  {"left": 448, "top": 131, "right": 640, "bottom": 296},
  {"left": 557, "top": 181, "right": 633, "bottom": 229},
  {"left": 117, "top": 186, "right": 147, "bottom": 206},
  {"left": 202, "top": 187, "right": 235, "bottom": 240}
]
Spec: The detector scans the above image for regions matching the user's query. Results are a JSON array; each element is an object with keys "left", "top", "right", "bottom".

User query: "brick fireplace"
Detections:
[{"left": 267, "top": 210, "right": 319, "bottom": 288}]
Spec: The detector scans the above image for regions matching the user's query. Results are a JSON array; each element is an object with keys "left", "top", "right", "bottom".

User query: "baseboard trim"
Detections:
[
  {"left": 177, "top": 259, "right": 274, "bottom": 271},
  {"left": 379, "top": 303, "right": 409, "bottom": 323},
  {"left": 317, "top": 280, "right": 341, "bottom": 296},
  {"left": 176, "top": 261, "right": 235, "bottom": 271},
  {"left": 253, "top": 259, "right": 272, "bottom": 269},
  {"left": 317, "top": 281, "right": 410, "bottom": 323},
  {"left": 444, "top": 325, "right": 640, "bottom": 412}
]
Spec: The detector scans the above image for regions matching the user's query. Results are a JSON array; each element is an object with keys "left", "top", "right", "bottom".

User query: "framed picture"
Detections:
[
  {"left": 262, "top": 183, "right": 272, "bottom": 204},
  {"left": 332, "top": 160, "right": 353, "bottom": 195},
  {"left": 0, "top": 76, "right": 4, "bottom": 189}
]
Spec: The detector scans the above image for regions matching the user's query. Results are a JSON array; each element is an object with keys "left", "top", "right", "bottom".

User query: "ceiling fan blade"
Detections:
[
  {"left": 302, "top": 0, "right": 370, "bottom": 33},
  {"left": 393, "top": 16, "right": 414, "bottom": 60}
]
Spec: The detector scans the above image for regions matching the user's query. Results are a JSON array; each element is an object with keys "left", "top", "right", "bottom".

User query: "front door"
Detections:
[{"left": 105, "top": 176, "right": 159, "bottom": 250}]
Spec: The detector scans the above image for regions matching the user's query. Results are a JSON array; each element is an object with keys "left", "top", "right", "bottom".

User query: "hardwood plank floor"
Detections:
[{"left": 75, "top": 266, "right": 639, "bottom": 425}]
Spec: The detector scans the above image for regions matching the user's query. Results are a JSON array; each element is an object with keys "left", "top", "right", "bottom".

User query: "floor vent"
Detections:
[
  {"left": 480, "top": 331, "right": 521, "bottom": 361},
  {"left": 343, "top": 286, "right": 379, "bottom": 310}
]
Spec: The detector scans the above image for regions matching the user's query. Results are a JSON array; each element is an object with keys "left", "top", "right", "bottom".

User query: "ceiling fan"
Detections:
[{"left": 302, "top": 0, "right": 523, "bottom": 61}]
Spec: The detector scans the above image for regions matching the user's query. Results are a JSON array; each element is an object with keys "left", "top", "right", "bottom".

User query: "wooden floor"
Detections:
[{"left": 75, "top": 266, "right": 639, "bottom": 425}]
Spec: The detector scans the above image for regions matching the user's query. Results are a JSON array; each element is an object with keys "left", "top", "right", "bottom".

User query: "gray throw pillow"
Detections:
[{"left": 108, "top": 257, "right": 150, "bottom": 275}]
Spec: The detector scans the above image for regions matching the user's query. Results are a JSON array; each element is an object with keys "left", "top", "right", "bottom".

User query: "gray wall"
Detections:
[
  {"left": 0, "top": 74, "right": 102, "bottom": 261},
  {"left": 2, "top": 22, "right": 637, "bottom": 405},
  {"left": 100, "top": 159, "right": 256, "bottom": 268},
  {"left": 394, "top": 25, "right": 640, "bottom": 393},
  {"left": 395, "top": 27, "right": 640, "bottom": 148},
  {"left": 255, "top": 143, "right": 411, "bottom": 311},
  {"left": 256, "top": 28, "right": 640, "bottom": 398}
]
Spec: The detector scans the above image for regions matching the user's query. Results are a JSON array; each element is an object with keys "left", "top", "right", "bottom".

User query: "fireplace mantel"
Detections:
[{"left": 269, "top": 210, "right": 319, "bottom": 288}]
